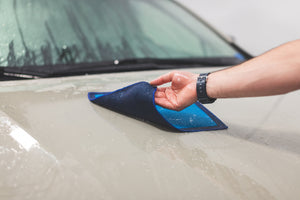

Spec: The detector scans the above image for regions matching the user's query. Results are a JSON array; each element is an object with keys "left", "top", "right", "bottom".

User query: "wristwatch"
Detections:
[{"left": 196, "top": 73, "right": 216, "bottom": 104}]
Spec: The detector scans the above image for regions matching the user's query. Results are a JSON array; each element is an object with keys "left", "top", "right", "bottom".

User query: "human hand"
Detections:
[{"left": 150, "top": 71, "right": 198, "bottom": 111}]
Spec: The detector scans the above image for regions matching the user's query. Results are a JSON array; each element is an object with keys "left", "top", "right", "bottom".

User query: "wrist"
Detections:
[{"left": 206, "top": 72, "right": 217, "bottom": 99}]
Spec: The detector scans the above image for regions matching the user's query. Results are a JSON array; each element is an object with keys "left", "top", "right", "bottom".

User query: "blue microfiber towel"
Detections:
[{"left": 88, "top": 82, "right": 227, "bottom": 132}]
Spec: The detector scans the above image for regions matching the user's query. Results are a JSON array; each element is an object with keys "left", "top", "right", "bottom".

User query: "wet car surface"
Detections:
[
  {"left": 1, "top": 0, "right": 300, "bottom": 199},
  {"left": 1, "top": 70, "right": 300, "bottom": 200}
]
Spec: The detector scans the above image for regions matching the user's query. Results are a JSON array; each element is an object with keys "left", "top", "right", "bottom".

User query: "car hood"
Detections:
[{"left": 1, "top": 68, "right": 300, "bottom": 200}]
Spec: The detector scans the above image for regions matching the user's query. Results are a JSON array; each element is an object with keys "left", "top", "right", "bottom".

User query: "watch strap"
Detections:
[{"left": 196, "top": 73, "right": 216, "bottom": 104}]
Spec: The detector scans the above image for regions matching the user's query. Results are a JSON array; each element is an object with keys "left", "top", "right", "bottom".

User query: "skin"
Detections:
[{"left": 150, "top": 40, "right": 300, "bottom": 111}]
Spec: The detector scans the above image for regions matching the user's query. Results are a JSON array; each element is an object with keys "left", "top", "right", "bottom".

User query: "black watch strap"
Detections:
[{"left": 196, "top": 73, "right": 216, "bottom": 104}]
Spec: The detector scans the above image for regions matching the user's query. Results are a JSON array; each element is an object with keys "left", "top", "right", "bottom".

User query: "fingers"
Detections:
[
  {"left": 154, "top": 97, "right": 175, "bottom": 110},
  {"left": 150, "top": 71, "right": 175, "bottom": 86},
  {"left": 154, "top": 87, "right": 173, "bottom": 109},
  {"left": 154, "top": 87, "right": 166, "bottom": 97},
  {"left": 154, "top": 87, "right": 181, "bottom": 110}
]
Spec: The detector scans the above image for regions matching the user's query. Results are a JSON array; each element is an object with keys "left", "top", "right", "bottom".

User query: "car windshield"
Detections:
[{"left": 0, "top": 0, "right": 248, "bottom": 78}]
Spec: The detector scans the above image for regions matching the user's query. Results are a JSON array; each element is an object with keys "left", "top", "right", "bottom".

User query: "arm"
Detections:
[{"left": 150, "top": 40, "right": 300, "bottom": 110}]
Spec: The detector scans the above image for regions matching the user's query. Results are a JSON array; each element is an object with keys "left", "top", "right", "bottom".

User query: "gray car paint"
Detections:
[{"left": 0, "top": 68, "right": 300, "bottom": 200}]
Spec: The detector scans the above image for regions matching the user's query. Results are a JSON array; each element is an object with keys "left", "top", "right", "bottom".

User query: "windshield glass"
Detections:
[{"left": 0, "top": 0, "right": 243, "bottom": 68}]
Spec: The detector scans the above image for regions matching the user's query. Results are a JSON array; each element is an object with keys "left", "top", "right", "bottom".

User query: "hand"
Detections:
[{"left": 150, "top": 71, "right": 198, "bottom": 111}]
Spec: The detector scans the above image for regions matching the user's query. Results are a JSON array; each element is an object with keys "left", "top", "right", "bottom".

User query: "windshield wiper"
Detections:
[
  {"left": 0, "top": 57, "right": 245, "bottom": 80},
  {"left": 116, "top": 57, "right": 244, "bottom": 66}
]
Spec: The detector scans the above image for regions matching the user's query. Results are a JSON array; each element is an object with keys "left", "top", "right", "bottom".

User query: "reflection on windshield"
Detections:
[{"left": 0, "top": 0, "right": 239, "bottom": 67}]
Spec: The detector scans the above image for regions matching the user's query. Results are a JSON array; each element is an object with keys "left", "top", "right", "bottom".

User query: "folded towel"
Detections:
[{"left": 88, "top": 82, "right": 227, "bottom": 132}]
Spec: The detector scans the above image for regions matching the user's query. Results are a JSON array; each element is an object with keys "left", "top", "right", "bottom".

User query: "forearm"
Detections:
[
  {"left": 207, "top": 40, "right": 300, "bottom": 98},
  {"left": 151, "top": 40, "right": 300, "bottom": 110}
]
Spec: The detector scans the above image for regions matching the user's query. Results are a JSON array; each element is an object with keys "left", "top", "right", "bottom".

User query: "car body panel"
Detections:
[{"left": 1, "top": 68, "right": 300, "bottom": 200}]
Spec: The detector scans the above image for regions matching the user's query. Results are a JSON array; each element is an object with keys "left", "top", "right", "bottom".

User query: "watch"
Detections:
[{"left": 196, "top": 73, "right": 216, "bottom": 104}]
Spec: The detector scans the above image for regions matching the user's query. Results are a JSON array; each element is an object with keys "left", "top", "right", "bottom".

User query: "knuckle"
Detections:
[{"left": 170, "top": 70, "right": 181, "bottom": 76}]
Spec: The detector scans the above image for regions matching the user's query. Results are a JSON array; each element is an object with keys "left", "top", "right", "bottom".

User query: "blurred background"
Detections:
[{"left": 178, "top": 0, "right": 300, "bottom": 56}]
